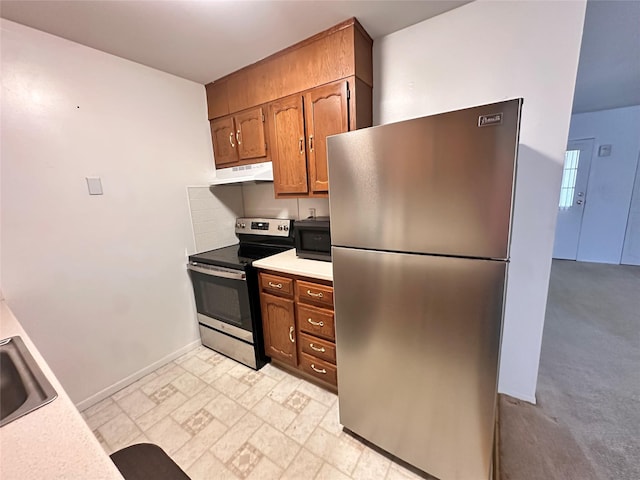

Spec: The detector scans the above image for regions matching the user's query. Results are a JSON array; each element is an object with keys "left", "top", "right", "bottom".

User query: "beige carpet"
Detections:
[{"left": 499, "top": 260, "right": 640, "bottom": 480}]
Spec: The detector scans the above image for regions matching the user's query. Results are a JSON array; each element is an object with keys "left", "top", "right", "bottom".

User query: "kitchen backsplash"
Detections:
[
  {"left": 187, "top": 185, "right": 244, "bottom": 252},
  {"left": 241, "top": 183, "right": 330, "bottom": 220},
  {"left": 187, "top": 183, "right": 330, "bottom": 253}
]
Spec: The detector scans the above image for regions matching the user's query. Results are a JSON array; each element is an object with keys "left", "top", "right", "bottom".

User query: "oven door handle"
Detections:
[{"left": 187, "top": 263, "right": 246, "bottom": 280}]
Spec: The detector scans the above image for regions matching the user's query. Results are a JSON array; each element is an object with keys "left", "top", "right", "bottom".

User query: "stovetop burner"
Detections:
[
  {"left": 189, "top": 244, "right": 253, "bottom": 270},
  {"left": 188, "top": 217, "right": 295, "bottom": 270}
]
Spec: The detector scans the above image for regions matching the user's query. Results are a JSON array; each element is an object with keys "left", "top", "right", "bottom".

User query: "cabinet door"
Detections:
[
  {"left": 235, "top": 107, "right": 267, "bottom": 161},
  {"left": 260, "top": 292, "right": 297, "bottom": 366},
  {"left": 268, "top": 96, "right": 309, "bottom": 196},
  {"left": 304, "top": 81, "right": 349, "bottom": 194},
  {"left": 210, "top": 116, "right": 238, "bottom": 167}
]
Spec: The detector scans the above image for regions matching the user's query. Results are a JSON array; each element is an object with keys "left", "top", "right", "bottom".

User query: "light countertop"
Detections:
[
  {"left": 253, "top": 249, "right": 333, "bottom": 282},
  {"left": 0, "top": 301, "right": 123, "bottom": 480}
]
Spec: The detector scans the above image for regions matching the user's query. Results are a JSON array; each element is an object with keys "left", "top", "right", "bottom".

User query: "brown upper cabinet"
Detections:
[
  {"left": 210, "top": 106, "right": 268, "bottom": 168},
  {"left": 304, "top": 81, "right": 349, "bottom": 195},
  {"left": 210, "top": 116, "right": 237, "bottom": 166},
  {"left": 269, "top": 80, "right": 349, "bottom": 197},
  {"left": 205, "top": 18, "right": 372, "bottom": 196},
  {"left": 269, "top": 95, "right": 308, "bottom": 195}
]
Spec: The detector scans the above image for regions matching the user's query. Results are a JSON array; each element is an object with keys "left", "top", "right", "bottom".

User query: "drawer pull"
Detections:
[
  {"left": 229, "top": 132, "right": 235, "bottom": 148},
  {"left": 307, "top": 290, "right": 323, "bottom": 298},
  {"left": 311, "top": 364, "right": 327, "bottom": 374},
  {"left": 309, "top": 343, "right": 325, "bottom": 353},
  {"left": 236, "top": 129, "right": 242, "bottom": 145},
  {"left": 289, "top": 326, "right": 295, "bottom": 343},
  {"left": 307, "top": 318, "right": 324, "bottom": 327},
  {"left": 268, "top": 282, "right": 283, "bottom": 289}
]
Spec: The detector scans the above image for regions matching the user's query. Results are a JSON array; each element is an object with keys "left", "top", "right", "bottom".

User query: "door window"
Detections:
[{"left": 559, "top": 149, "right": 580, "bottom": 209}]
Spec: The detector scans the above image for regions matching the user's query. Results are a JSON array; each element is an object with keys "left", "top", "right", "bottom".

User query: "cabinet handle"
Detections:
[
  {"left": 229, "top": 132, "right": 235, "bottom": 148},
  {"left": 309, "top": 343, "right": 326, "bottom": 353},
  {"left": 307, "top": 318, "right": 324, "bottom": 327},
  {"left": 307, "top": 290, "right": 323, "bottom": 298},
  {"left": 268, "top": 282, "right": 283, "bottom": 289},
  {"left": 236, "top": 129, "right": 242, "bottom": 145},
  {"left": 289, "top": 326, "right": 295, "bottom": 343},
  {"left": 311, "top": 364, "right": 327, "bottom": 374},
  {"left": 308, "top": 135, "right": 314, "bottom": 152},
  {"left": 299, "top": 137, "right": 304, "bottom": 155}
]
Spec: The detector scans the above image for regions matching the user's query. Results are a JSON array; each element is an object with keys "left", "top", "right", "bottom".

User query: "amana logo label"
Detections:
[{"left": 478, "top": 113, "right": 503, "bottom": 127}]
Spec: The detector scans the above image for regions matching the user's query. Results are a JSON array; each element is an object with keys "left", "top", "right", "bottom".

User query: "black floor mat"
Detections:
[{"left": 110, "top": 443, "right": 190, "bottom": 480}]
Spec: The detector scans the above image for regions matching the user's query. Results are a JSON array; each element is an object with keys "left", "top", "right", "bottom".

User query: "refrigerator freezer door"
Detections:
[
  {"left": 333, "top": 246, "right": 506, "bottom": 480},
  {"left": 327, "top": 99, "right": 522, "bottom": 260}
]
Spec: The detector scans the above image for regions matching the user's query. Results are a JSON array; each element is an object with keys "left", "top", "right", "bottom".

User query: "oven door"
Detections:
[{"left": 188, "top": 262, "right": 253, "bottom": 342}]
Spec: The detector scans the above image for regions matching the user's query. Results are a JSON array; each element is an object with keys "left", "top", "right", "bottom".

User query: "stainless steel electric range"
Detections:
[{"left": 187, "top": 217, "right": 294, "bottom": 369}]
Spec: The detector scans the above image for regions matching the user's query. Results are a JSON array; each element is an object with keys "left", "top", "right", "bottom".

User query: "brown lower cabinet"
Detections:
[
  {"left": 299, "top": 353, "right": 338, "bottom": 387},
  {"left": 260, "top": 293, "right": 296, "bottom": 366},
  {"left": 258, "top": 271, "right": 337, "bottom": 390}
]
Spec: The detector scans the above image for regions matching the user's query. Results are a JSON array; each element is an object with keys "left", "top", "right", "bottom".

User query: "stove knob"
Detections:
[
  {"left": 277, "top": 225, "right": 283, "bottom": 231},
  {"left": 283, "top": 225, "right": 289, "bottom": 231},
  {"left": 236, "top": 222, "right": 241, "bottom": 228},
  {"left": 241, "top": 223, "right": 246, "bottom": 229}
]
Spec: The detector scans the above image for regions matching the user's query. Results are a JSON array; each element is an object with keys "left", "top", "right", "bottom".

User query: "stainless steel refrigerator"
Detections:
[{"left": 327, "top": 99, "right": 523, "bottom": 480}]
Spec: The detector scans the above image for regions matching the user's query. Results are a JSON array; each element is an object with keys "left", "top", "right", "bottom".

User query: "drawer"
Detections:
[
  {"left": 296, "top": 280, "right": 334, "bottom": 308},
  {"left": 297, "top": 304, "right": 335, "bottom": 341},
  {"left": 299, "top": 352, "right": 337, "bottom": 387},
  {"left": 299, "top": 332, "right": 336, "bottom": 364},
  {"left": 260, "top": 273, "right": 294, "bottom": 297}
]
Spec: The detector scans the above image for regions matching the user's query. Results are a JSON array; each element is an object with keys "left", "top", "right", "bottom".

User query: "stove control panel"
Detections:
[{"left": 235, "top": 217, "right": 293, "bottom": 237}]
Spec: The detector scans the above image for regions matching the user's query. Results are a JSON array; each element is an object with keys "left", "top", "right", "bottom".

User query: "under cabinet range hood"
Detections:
[{"left": 210, "top": 161, "right": 273, "bottom": 185}]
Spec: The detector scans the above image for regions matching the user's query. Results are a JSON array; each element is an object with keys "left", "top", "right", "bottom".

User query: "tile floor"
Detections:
[{"left": 82, "top": 346, "right": 427, "bottom": 480}]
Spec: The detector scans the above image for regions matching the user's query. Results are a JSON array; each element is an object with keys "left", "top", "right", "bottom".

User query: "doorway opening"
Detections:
[{"left": 552, "top": 138, "right": 595, "bottom": 260}]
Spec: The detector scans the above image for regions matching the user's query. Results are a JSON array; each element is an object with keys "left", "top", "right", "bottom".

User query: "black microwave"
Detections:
[{"left": 294, "top": 217, "right": 331, "bottom": 262}]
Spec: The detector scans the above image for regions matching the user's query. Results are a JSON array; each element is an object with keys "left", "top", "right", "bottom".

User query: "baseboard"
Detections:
[
  {"left": 497, "top": 389, "right": 537, "bottom": 405},
  {"left": 75, "top": 339, "right": 201, "bottom": 411}
]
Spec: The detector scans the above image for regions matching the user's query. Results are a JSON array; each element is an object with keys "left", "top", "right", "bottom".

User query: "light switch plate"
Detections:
[
  {"left": 86, "top": 177, "right": 103, "bottom": 195},
  {"left": 598, "top": 144, "right": 612, "bottom": 157}
]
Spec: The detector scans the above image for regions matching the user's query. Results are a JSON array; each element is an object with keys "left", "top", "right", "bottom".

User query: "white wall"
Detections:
[
  {"left": 567, "top": 105, "right": 640, "bottom": 264},
  {"left": 0, "top": 19, "right": 214, "bottom": 407},
  {"left": 374, "top": 0, "right": 586, "bottom": 402}
]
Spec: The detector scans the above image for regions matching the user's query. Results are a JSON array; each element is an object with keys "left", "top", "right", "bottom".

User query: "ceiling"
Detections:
[
  {"left": 572, "top": 0, "right": 640, "bottom": 113},
  {"left": 0, "top": 0, "right": 470, "bottom": 84},
  {"left": 1, "top": 1, "right": 638, "bottom": 113}
]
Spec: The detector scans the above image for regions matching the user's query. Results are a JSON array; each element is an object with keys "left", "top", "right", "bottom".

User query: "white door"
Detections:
[{"left": 553, "top": 139, "right": 595, "bottom": 259}]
